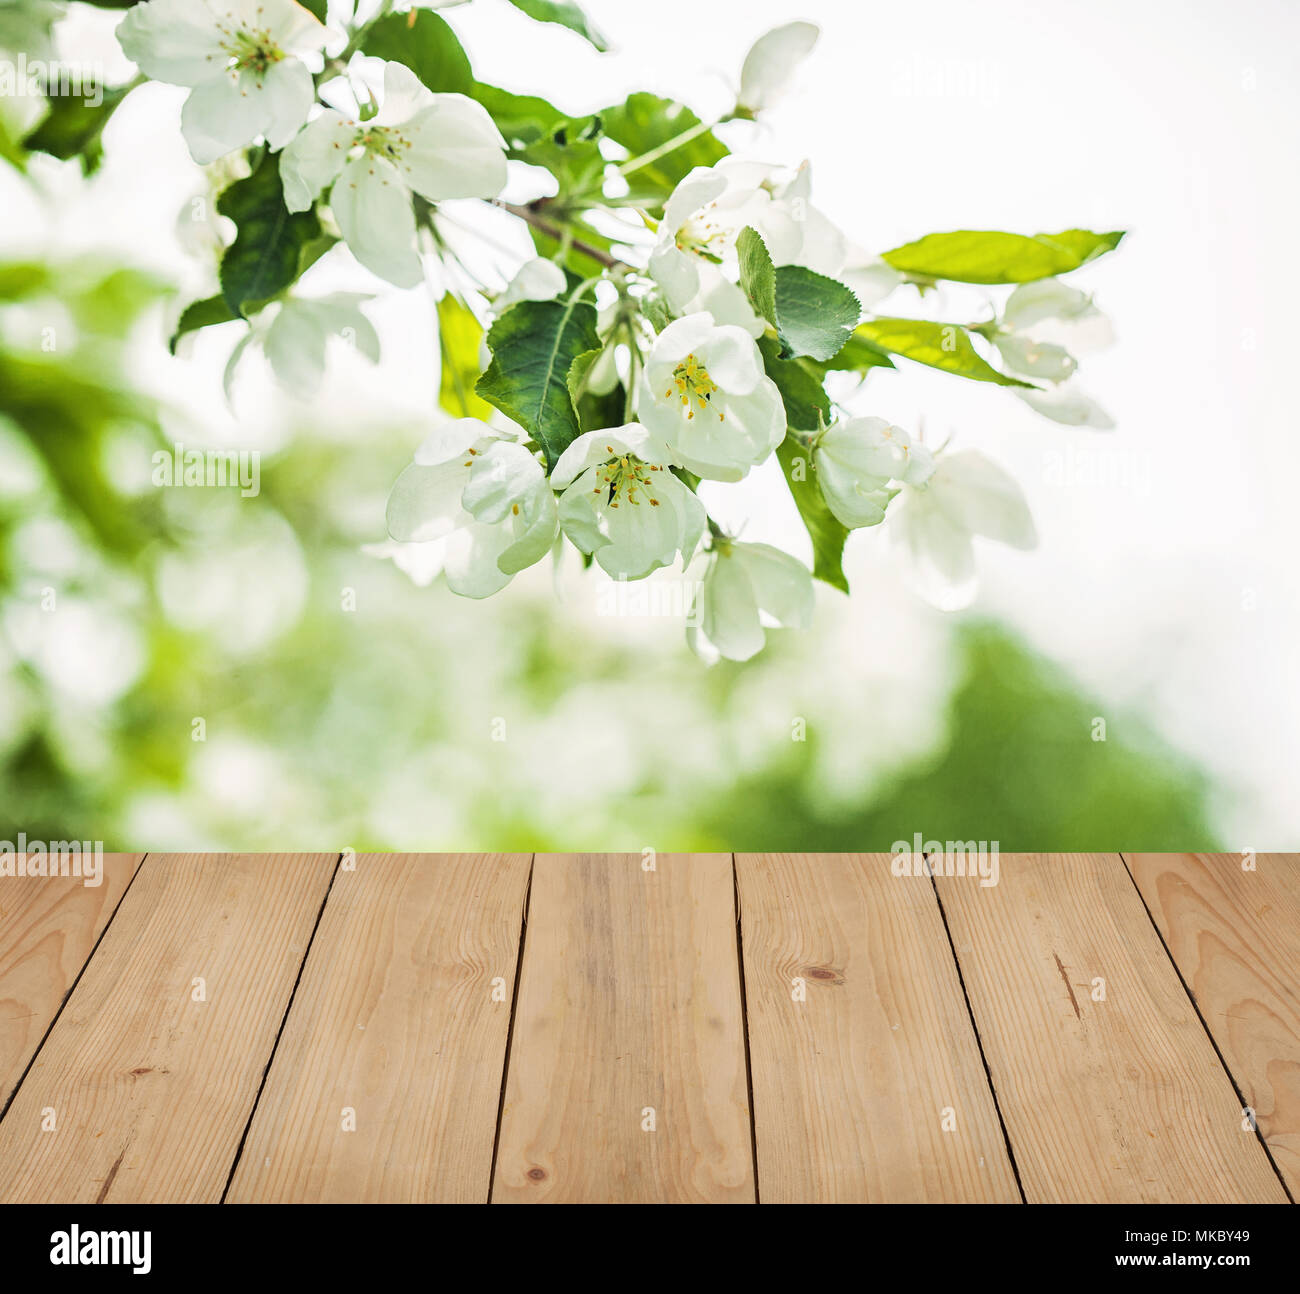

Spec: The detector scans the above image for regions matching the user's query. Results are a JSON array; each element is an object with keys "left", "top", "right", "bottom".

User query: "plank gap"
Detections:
[
  {"left": 732, "top": 854, "right": 761, "bottom": 1204},
  {"left": 1118, "top": 852, "right": 1297, "bottom": 1204},
  {"left": 924, "top": 855, "right": 1027, "bottom": 1204},
  {"left": 487, "top": 854, "right": 534, "bottom": 1204},
  {"left": 219, "top": 853, "right": 345, "bottom": 1203},
  {"left": 0, "top": 853, "right": 149, "bottom": 1128}
]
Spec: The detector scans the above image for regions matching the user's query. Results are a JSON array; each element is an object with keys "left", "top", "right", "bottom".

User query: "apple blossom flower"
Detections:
[
  {"left": 117, "top": 0, "right": 330, "bottom": 165},
  {"left": 636, "top": 312, "right": 785, "bottom": 482},
  {"left": 649, "top": 160, "right": 846, "bottom": 335},
  {"left": 983, "top": 279, "right": 1116, "bottom": 426},
  {"left": 688, "top": 540, "right": 814, "bottom": 663},
  {"left": 814, "top": 417, "right": 934, "bottom": 529},
  {"left": 224, "top": 292, "right": 379, "bottom": 400},
  {"left": 552, "top": 424, "right": 705, "bottom": 580},
  {"left": 385, "top": 420, "right": 556, "bottom": 598},
  {"left": 279, "top": 61, "right": 507, "bottom": 288},
  {"left": 891, "top": 449, "right": 1037, "bottom": 610}
]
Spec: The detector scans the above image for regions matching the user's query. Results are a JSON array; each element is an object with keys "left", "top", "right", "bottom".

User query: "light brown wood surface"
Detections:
[
  {"left": 226, "top": 854, "right": 531, "bottom": 1202},
  {"left": 491, "top": 854, "right": 755, "bottom": 1202},
  {"left": 0, "top": 855, "right": 143, "bottom": 1110},
  {"left": 1125, "top": 852, "right": 1300, "bottom": 1198},
  {"left": 0, "top": 853, "right": 337, "bottom": 1203},
  {"left": 0, "top": 854, "right": 1295, "bottom": 1204},
  {"left": 936, "top": 853, "right": 1289, "bottom": 1203},
  {"left": 737, "top": 854, "right": 1021, "bottom": 1202}
]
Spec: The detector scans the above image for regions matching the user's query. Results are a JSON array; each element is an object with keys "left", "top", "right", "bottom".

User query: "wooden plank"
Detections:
[
  {"left": 226, "top": 854, "right": 531, "bottom": 1203},
  {"left": 0, "top": 855, "right": 143, "bottom": 1110},
  {"left": 936, "top": 853, "right": 1289, "bottom": 1203},
  {"left": 1125, "top": 852, "right": 1300, "bottom": 1198},
  {"left": 736, "top": 853, "right": 1021, "bottom": 1202},
  {"left": 492, "top": 854, "right": 753, "bottom": 1203},
  {"left": 0, "top": 853, "right": 336, "bottom": 1204}
]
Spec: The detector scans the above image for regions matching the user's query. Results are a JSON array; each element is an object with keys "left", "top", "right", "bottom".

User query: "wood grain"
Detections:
[
  {"left": 737, "top": 854, "right": 1021, "bottom": 1202},
  {"left": 1125, "top": 852, "right": 1300, "bottom": 1197},
  {"left": 492, "top": 854, "right": 754, "bottom": 1203},
  {"left": 226, "top": 854, "right": 531, "bottom": 1203},
  {"left": 936, "top": 853, "right": 1289, "bottom": 1203},
  {"left": 0, "top": 853, "right": 336, "bottom": 1203},
  {"left": 0, "top": 855, "right": 143, "bottom": 1110}
]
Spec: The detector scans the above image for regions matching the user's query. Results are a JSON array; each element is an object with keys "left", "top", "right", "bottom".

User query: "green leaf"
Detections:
[
  {"left": 469, "top": 83, "right": 566, "bottom": 150},
  {"left": 599, "top": 93, "right": 727, "bottom": 200},
  {"left": 169, "top": 296, "right": 239, "bottom": 354},
  {"left": 855, "top": 317, "right": 1034, "bottom": 387},
  {"left": 299, "top": 0, "right": 328, "bottom": 18},
  {"left": 22, "top": 85, "right": 131, "bottom": 174},
  {"left": 217, "top": 154, "right": 321, "bottom": 318},
  {"left": 772, "top": 265, "right": 860, "bottom": 362},
  {"left": 882, "top": 229, "right": 1126, "bottom": 284},
  {"left": 517, "top": 114, "right": 606, "bottom": 195},
  {"left": 737, "top": 227, "right": 776, "bottom": 324},
  {"left": 436, "top": 295, "right": 494, "bottom": 420},
  {"left": 819, "top": 327, "right": 896, "bottom": 374},
  {"left": 476, "top": 295, "right": 600, "bottom": 467},
  {"left": 775, "top": 436, "right": 849, "bottom": 594},
  {"left": 738, "top": 229, "right": 859, "bottom": 362},
  {"left": 362, "top": 10, "right": 473, "bottom": 94},
  {"left": 758, "top": 336, "right": 828, "bottom": 432},
  {"left": 506, "top": 0, "right": 608, "bottom": 50}
]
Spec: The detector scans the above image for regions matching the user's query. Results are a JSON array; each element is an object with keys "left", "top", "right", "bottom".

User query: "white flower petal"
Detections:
[
  {"left": 259, "top": 57, "right": 316, "bottom": 151},
  {"left": 443, "top": 523, "right": 513, "bottom": 598},
  {"left": 118, "top": 0, "right": 227, "bottom": 86},
  {"left": 374, "top": 60, "right": 435, "bottom": 126},
  {"left": 737, "top": 21, "right": 820, "bottom": 113},
  {"left": 413, "top": 418, "right": 499, "bottom": 467},
  {"left": 386, "top": 459, "right": 472, "bottom": 543},
  {"left": 279, "top": 108, "right": 355, "bottom": 211},
  {"left": 462, "top": 441, "right": 544, "bottom": 523},
  {"left": 696, "top": 551, "right": 764, "bottom": 661},
  {"left": 180, "top": 71, "right": 270, "bottom": 164},
  {"left": 933, "top": 451, "right": 1037, "bottom": 550},
  {"left": 398, "top": 94, "right": 508, "bottom": 202},
  {"left": 993, "top": 333, "right": 1077, "bottom": 383},
  {"left": 330, "top": 155, "right": 423, "bottom": 288},
  {"left": 1015, "top": 380, "right": 1115, "bottom": 429},
  {"left": 732, "top": 542, "right": 813, "bottom": 629}
]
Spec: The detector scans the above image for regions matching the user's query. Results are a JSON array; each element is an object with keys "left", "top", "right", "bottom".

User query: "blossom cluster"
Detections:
[{"left": 93, "top": 0, "right": 1124, "bottom": 661}]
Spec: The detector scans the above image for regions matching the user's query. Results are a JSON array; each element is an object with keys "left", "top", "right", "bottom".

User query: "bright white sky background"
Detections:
[{"left": 5, "top": 0, "right": 1299, "bottom": 844}]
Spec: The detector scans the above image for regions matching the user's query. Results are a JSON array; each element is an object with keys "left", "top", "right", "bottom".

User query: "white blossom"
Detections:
[
  {"left": 892, "top": 449, "right": 1037, "bottom": 610},
  {"left": 280, "top": 61, "right": 506, "bottom": 287},
  {"left": 553, "top": 424, "right": 705, "bottom": 580},
  {"left": 688, "top": 541, "right": 814, "bottom": 662},
  {"left": 118, "top": 0, "right": 330, "bottom": 165},
  {"left": 385, "top": 419, "right": 555, "bottom": 598},
  {"left": 636, "top": 312, "right": 785, "bottom": 482},
  {"left": 814, "top": 417, "right": 934, "bottom": 529},
  {"left": 224, "top": 292, "right": 379, "bottom": 400}
]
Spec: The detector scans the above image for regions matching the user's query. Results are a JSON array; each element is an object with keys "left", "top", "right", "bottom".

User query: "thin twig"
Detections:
[{"left": 491, "top": 199, "right": 627, "bottom": 270}]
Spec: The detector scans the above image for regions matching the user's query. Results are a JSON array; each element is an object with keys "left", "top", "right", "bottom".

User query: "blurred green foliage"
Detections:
[{"left": 0, "top": 252, "right": 1220, "bottom": 852}]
